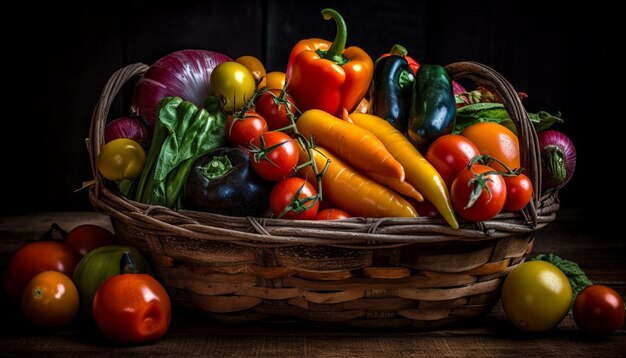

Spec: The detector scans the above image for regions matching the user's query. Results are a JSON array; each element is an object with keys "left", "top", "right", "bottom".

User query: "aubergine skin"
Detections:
[
  {"left": 369, "top": 55, "right": 413, "bottom": 131},
  {"left": 407, "top": 64, "right": 456, "bottom": 148},
  {"left": 184, "top": 147, "right": 270, "bottom": 216}
]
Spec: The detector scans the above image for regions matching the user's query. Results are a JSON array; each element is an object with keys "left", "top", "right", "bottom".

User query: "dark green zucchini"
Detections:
[
  {"left": 407, "top": 64, "right": 456, "bottom": 148},
  {"left": 368, "top": 55, "right": 414, "bottom": 131}
]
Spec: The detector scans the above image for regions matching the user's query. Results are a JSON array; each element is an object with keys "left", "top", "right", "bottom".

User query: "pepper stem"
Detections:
[
  {"left": 321, "top": 8, "right": 348, "bottom": 63},
  {"left": 544, "top": 145, "right": 567, "bottom": 182},
  {"left": 120, "top": 251, "right": 138, "bottom": 274},
  {"left": 201, "top": 155, "right": 233, "bottom": 180},
  {"left": 389, "top": 44, "right": 408, "bottom": 57}
]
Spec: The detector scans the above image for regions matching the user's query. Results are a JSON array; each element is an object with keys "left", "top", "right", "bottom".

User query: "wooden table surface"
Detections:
[{"left": 0, "top": 209, "right": 624, "bottom": 357}]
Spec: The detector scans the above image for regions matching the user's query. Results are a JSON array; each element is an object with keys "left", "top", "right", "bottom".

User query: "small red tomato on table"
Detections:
[
  {"left": 574, "top": 284, "right": 625, "bottom": 335},
  {"left": 64, "top": 224, "right": 117, "bottom": 257},
  {"left": 92, "top": 274, "right": 171, "bottom": 344}
]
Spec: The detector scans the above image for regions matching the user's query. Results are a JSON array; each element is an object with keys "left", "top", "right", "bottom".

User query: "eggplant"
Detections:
[
  {"left": 183, "top": 147, "right": 270, "bottom": 216},
  {"left": 407, "top": 64, "right": 456, "bottom": 149},
  {"left": 368, "top": 55, "right": 414, "bottom": 131}
]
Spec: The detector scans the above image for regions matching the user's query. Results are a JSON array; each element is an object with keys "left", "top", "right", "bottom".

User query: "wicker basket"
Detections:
[{"left": 87, "top": 61, "right": 559, "bottom": 329}]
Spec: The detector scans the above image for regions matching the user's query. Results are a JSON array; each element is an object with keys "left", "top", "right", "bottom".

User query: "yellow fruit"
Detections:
[{"left": 501, "top": 260, "right": 572, "bottom": 332}]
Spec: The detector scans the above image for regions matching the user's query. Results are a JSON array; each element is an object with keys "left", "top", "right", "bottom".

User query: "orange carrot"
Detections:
[
  {"left": 296, "top": 109, "right": 405, "bottom": 180},
  {"left": 364, "top": 171, "right": 424, "bottom": 202},
  {"left": 349, "top": 113, "right": 458, "bottom": 229},
  {"left": 298, "top": 144, "right": 418, "bottom": 218}
]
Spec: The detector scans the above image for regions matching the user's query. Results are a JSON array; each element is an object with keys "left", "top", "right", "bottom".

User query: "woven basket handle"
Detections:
[
  {"left": 445, "top": 62, "right": 540, "bottom": 225},
  {"left": 88, "top": 63, "right": 149, "bottom": 197}
]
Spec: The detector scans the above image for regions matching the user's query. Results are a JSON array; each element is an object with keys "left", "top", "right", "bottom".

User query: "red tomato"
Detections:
[
  {"left": 92, "top": 274, "right": 171, "bottom": 344},
  {"left": 22, "top": 271, "right": 79, "bottom": 328},
  {"left": 573, "top": 284, "right": 625, "bottom": 335},
  {"left": 255, "top": 89, "right": 297, "bottom": 131},
  {"left": 426, "top": 134, "right": 480, "bottom": 188},
  {"left": 270, "top": 178, "right": 319, "bottom": 219},
  {"left": 315, "top": 208, "right": 351, "bottom": 220},
  {"left": 451, "top": 164, "right": 507, "bottom": 221},
  {"left": 250, "top": 131, "right": 299, "bottom": 181},
  {"left": 3, "top": 241, "right": 81, "bottom": 301},
  {"left": 503, "top": 174, "right": 533, "bottom": 211},
  {"left": 226, "top": 110, "right": 268, "bottom": 148},
  {"left": 64, "top": 224, "right": 117, "bottom": 257}
]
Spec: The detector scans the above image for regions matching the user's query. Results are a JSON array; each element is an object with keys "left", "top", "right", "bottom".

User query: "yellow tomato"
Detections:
[
  {"left": 22, "top": 271, "right": 79, "bottom": 328},
  {"left": 501, "top": 261, "right": 572, "bottom": 332},
  {"left": 210, "top": 61, "right": 256, "bottom": 113},
  {"left": 235, "top": 55, "right": 266, "bottom": 90},
  {"left": 97, "top": 138, "right": 146, "bottom": 181},
  {"left": 265, "top": 71, "right": 286, "bottom": 90}
]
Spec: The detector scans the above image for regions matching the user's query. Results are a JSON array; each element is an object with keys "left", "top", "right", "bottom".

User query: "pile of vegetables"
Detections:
[{"left": 98, "top": 7, "right": 576, "bottom": 228}]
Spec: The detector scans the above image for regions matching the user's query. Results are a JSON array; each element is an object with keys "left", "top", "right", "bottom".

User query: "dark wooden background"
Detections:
[{"left": 4, "top": 0, "right": 605, "bottom": 219}]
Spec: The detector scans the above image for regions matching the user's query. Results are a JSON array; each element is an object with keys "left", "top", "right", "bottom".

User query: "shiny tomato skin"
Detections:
[
  {"left": 250, "top": 131, "right": 299, "bottom": 181},
  {"left": 315, "top": 208, "right": 351, "bottom": 220},
  {"left": 265, "top": 71, "right": 286, "bottom": 90},
  {"left": 226, "top": 110, "right": 268, "bottom": 148},
  {"left": 573, "top": 284, "right": 625, "bottom": 335},
  {"left": 461, "top": 122, "right": 520, "bottom": 172},
  {"left": 211, "top": 61, "right": 256, "bottom": 113},
  {"left": 4, "top": 241, "right": 81, "bottom": 301},
  {"left": 270, "top": 178, "right": 319, "bottom": 220},
  {"left": 451, "top": 164, "right": 506, "bottom": 222},
  {"left": 22, "top": 271, "right": 79, "bottom": 328},
  {"left": 426, "top": 134, "right": 480, "bottom": 188},
  {"left": 64, "top": 224, "right": 117, "bottom": 257},
  {"left": 235, "top": 55, "right": 266, "bottom": 90},
  {"left": 92, "top": 274, "right": 171, "bottom": 344},
  {"left": 255, "top": 89, "right": 296, "bottom": 131},
  {"left": 501, "top": 261, "right": 572, "bottom": 332},
  {"left": 97, "top": 138, "right": 146, "bottom": 181},
  {"left": 503, "top": 174, "right": 533, "bottom": 211}
]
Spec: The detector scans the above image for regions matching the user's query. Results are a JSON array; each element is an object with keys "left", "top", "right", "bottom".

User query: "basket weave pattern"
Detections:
[{"left": 88, "top": 62, "right": 559, "bottom": 328}]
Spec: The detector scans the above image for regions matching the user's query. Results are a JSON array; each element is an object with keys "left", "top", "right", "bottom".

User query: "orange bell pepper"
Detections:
[{"left": 286, "top": 8, "right": 373, "bottom": 117}]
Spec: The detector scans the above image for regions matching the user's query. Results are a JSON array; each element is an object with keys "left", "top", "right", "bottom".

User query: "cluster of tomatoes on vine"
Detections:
[{"left": 224, "top": 78, "right": 347, "bottom": 221}]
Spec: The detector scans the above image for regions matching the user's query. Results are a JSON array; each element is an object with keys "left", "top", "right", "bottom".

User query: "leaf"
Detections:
[
  {"left": 529, "top": 111, "right": 563, "bottom": 132},
  {"left": 154, "top": 101, "right": 199, "bottom": 183},
  {"left": 117, "top": 179, "right": 135, "bottom": 197},
  {"left": 134, "top": 96, "right": 183, "bottom": 202},
  {"left": 454, "top": 102, "right": 563, "bottom": 135},
  {"left": 453, "top": 103, "right": 510, "bottom": 134}
]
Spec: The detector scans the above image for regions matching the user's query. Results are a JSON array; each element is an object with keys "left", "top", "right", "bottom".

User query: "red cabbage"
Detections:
[{"left": 132, "top": 49, "right": 231, "bottom": 127}]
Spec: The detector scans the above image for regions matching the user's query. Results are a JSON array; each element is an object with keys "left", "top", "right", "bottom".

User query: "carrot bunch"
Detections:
[{"left": 295, "top": 108, "right": 458, "bottom": 228}]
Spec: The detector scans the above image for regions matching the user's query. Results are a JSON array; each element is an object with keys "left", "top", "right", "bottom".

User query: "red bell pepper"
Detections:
[{"left": 286, "top": 8, "right": 373, "bottom": 116}]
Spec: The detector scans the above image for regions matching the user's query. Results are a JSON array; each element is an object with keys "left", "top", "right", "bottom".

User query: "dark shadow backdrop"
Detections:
[{"left": 4, "top": 0, "right": 606, "bottom": 221}]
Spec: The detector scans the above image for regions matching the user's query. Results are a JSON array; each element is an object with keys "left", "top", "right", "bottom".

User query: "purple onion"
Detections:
[
  {"left": 538, "top": 130, "right": 576, "bottom": 190},
  {"left": 132, "top": 50, "right": 231, "bottom": 127},
  {"left": 104, "top": 117, "right": 151, "bottom": 148}
]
